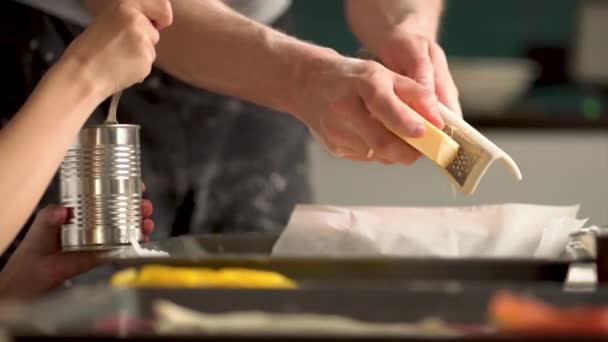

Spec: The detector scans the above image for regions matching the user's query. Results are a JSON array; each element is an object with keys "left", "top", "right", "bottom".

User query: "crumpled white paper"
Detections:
[{"left": 272, "top": 204, "right": 587, "bottom": 259}]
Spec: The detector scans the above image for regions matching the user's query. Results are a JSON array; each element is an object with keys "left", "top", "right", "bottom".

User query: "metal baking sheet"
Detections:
[
  {"left": 146, "top": 234, "right": 279, "bottom": 257},
  {"left": 111, "top": 256, "right": 572, "bottom": 284},
  {"left": 6, "top": 284, "right": 608, "bottom": 341},
  {"left": 141, "top": 233, "right": 592, "bottom": 261}
]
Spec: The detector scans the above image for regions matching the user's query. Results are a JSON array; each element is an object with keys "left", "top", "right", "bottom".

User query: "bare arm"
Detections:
[
  {"left": 86, "top": 0, "right": 445, "bottom": 167},
  {"left": 0, "top": 0, "right": 169, "bottom": 253},
  {"left": 0, "top": 60, "right": 103, "bottom": 251},
  {"left": 346, "top": 0, "right": 444, "bottom": 53},
  {"left": 86, "top": 0, "right": 338, "bottom": 117},
  {"left": 345, "top": 0, "right": 461, "bottom": 114}
]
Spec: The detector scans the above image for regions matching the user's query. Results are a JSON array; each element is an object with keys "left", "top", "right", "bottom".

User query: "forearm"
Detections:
[
  {"left": 85, "top": 0, "right": 340, "bottom": 116},
  {"left": 0, "top": 59, "right": 103, "bottom": 252},
  {"left": 346, "top": 0, "right": 443, "bottom": 53}
]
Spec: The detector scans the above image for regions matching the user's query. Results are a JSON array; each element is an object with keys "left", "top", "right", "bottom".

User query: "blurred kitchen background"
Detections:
[{"left": 292, "top": 0, "right": 608, "bottom": 225}]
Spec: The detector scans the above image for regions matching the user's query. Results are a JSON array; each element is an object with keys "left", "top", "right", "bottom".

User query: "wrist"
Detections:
[
  {"left": 394, "top": 13, "right": 440, "bottom": 41},
  {"left": 286, "top": 42, "right": 342, "bottom": 117},
  {"left": 46, "top": 53, "right": 109, "bottom": 106},
  {"left": 375, "top": 14, "right": 440, "bottom": 69}
]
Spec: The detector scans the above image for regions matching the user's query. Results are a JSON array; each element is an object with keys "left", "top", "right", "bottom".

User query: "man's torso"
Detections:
[{"left": 11, "top": 0, "right": 292, "bottom": 26}]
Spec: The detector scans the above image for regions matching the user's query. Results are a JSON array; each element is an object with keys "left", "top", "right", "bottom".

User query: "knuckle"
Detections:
[
  {"left": 371, "top": 134, "right": 396, "bottom": 156},
  {"left": 359, "top": 60, "right": 385, "bottom": 82},
  {"left": 431, "top": 42, "right": 448, "bottom": 59},
  {"left": 365, "top": 85, "right": 387, "bottom": 106},
  {"left": 129, "top": 28, "right": 149, "bottom": 47},
  {"left": 118, "top": 2, "right": 139, "bottom": 21},
  {"left": 151, "top": 29, "right": 160, "bottom": 44},
  {"left": 128, "top": 13, "right": 146, "bottom": 30},
  {"left": 361, "top": 78, "right": 391, "bottom": 106},
  {"left": 418, "top": 37, "right": 430, "bottom": 50},
  {"left": 360, "top": 59, "right": 380, "bottom": 73},
  {"left": 400, "top": 84, "right": 431, "bottom": 108}
]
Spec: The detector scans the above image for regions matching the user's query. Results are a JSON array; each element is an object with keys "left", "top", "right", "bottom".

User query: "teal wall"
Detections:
[{"left": 292, "top": 0, "right": 579, "bottom": 58}]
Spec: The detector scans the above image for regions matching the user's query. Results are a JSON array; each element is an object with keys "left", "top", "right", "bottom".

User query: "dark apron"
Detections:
[{"left": 0, "top": 1, "right": 312, "bottom": 268}]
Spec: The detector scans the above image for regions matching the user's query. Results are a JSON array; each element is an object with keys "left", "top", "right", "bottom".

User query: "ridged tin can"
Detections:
[{"left": 60, "top": 124, "right": 142, "bottom": 251}]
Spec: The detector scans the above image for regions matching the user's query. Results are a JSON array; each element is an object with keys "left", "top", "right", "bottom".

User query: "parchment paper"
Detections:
[{"left": 272, "top": 204, "right": 587, "bottom": 259}]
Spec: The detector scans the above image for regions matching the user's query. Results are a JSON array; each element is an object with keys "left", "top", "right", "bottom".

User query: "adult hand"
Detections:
[
  {"left": 295, "top": 54, "right": 443, "bottom": 165},
  {"left": 0, "top": 185, "right": 153, "bottom": 300},
  {"left": 61, "top": 0, "right": 173, "bottom": 98},
  {"left": 376, "top": 28, "right": 461, "bottom": 115}
]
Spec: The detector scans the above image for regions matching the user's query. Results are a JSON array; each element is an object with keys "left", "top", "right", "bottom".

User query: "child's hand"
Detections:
[
  {"left": 61, "top": 0, "right": 173, "bottom": 98},
  {"left": 0, "top": 188, "right": 154, "bottom": 300}
]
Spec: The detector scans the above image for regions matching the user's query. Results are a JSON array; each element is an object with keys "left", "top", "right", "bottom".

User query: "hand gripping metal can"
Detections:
[{"left": 60, "top": 124, "right": 142, "bottom": 251}]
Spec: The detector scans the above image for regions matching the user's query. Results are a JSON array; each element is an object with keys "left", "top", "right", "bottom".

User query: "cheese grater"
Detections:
[
  {"left": 356, "top": 49, "right": 522, "bottom": 195},
  {"left": 435, "top": 102, "right": 522, "bottom": 195}
]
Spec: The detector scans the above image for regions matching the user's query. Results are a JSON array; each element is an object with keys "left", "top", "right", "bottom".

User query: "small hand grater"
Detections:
[
  {"left": 356, "top": 49, "right": 522, "bottom": 195},
  {"left": 436, "top": 102, "right": 522, "bottom": 195}
]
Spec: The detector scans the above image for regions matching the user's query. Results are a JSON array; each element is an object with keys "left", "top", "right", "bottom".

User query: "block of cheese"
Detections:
[{"left": 394, "top": 119, "right": 460, "bottom": 168}]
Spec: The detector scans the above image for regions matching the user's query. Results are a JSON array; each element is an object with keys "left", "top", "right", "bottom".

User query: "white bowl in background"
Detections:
[{"left": 448, "top": 57, "right": 540, "bottom": 116}]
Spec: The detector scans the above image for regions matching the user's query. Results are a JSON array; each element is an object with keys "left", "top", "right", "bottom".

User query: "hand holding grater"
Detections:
[
  {"left": 388, "top": 104, "right": 521, "bottom": 195},
  {"left": 356, "top": 49, "right": 522, "bottom": 195}
]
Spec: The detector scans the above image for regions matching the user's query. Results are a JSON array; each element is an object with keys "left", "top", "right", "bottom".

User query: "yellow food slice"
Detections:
[
  {"left": 110, "top": 268, "right": 138, "bottom": 287},
  {"left": 394, "top": 119, "right": 460, "bottom": 169},
  {"left": 110, "top": 265, "right": 297, "bottom": 289},
  {"left": 214, "top": 268, "right": 298, "bottom": 288}
]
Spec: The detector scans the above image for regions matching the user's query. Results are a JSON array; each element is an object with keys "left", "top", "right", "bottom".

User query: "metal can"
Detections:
[{"left": 60, "top": 124, "right": 142, "bottom": 251}]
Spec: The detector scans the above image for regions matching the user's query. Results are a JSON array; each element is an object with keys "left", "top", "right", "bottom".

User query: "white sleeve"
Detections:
[{"left": 11, "top": 0, "right": 91, "bottom": 26}]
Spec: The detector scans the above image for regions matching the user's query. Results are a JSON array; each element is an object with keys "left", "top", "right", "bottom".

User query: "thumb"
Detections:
[{"left": 24, "top": 205, "right": 69, "bottom": 255}]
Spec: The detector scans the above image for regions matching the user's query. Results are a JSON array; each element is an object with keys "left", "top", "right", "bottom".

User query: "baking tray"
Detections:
[
  {"left": 111, "top": 256, "right": 573, "bottom": 284},
  {"left": 6, "top": 284, "right": 608, "bottom": 341},
  {"left": 143, "top": 234, "right": 279, "bottom": 257}
]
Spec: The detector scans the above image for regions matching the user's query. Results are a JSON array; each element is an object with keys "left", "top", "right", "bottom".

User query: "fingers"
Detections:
[
  {"left": 141, "top": 198, "right": 154, "bottom": 218},
  {"left": 141, "top": 219, "right": 154, "bottom": 241},
  {"left": 358, "top": 67, "right": 425, "bottom": 139},
  {"left": 140, "top": 18, "right": 160, "bottom": 49},
  {"left": 392, "top": 74, "right": 444, "bottom": 129},
  {"left": 350, "top": 99, "right": 422, "bottom": 165},
  {"left": 36, "top": 205, "right": 69, "bottom": 227},
  {"left": 23, "top": 205, "right": 69, "bottom": 255},
  {"left": 140, "top": 186, "right": 154, "bottom": 239},
  {"left": 128, "top": 0, "right": 173, "bottom": 30},
  {"left": 123, "top": 11, "right": 158, "bottom": 69},
  {"left": 429, "top": 43, "right": 462, "bottom": 116}
]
